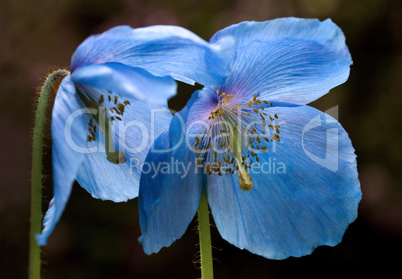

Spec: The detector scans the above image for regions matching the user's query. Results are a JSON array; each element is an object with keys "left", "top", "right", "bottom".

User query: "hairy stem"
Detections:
[
  {"left": 198, "top": 188, "right": 214, "bottom": 279},
  {"left": 29, "top": 69, "right": 69, "bottom": 279}
]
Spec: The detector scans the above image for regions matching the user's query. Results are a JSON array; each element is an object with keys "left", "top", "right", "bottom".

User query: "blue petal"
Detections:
[
  {"left": 76, "top": 100, "right": 173, "bottom": 201},
  {"left": 138, "top": 102, "right": 204, "bottom": 254},
  {"left": 71, "top": 63, "right": 177, "bottom": 104},
  {"left": 36, "top": 76, "right": 87, "bottom": 245},
  {"left": 210, "top": 18, "right": 352, "bottom": 105},
  {"left": 71, "top": 25, "right": 233, "bottom": 86},
  {"left": 206, "top": 104, "right": 361, "bottom": 259}
]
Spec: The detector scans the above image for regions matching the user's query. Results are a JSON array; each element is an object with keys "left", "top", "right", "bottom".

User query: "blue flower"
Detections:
[
  {"left": 138, "top": 18, "right": 362, "bottom": 259},
  {"left": 36, "top": 25, "right": 233, "bottom": 245}
]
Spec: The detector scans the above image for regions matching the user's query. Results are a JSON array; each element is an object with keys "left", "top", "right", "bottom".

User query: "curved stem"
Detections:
[
  {"left": 198, "top": 188, "right": 214, "bottom": 279},
  {"left": 29, "top": 69, "right": 69, "bottom": 279}
]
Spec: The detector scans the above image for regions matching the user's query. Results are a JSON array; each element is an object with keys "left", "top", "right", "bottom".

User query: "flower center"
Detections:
[
  {"left": 194, "top": 90, "right": 281, "bottom": 191},
  {"left": 77, "top": 86, "right": 130, "bottom": 165}
]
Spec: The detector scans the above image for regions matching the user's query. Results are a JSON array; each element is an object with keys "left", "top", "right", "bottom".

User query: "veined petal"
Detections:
[
  {"left": 76, "top": 100, "right": 173, "bottom": 201},
  {"left": 36, "top": 76, "right": 87, "bottom": 245},
  {"left": 138, "top": 104, "right": 203, "bottom": 254},
  {"left": 169, "top": 89, "right": 217, "bottom": 146},
  {"left": 210, "top": 18, "right": 352, "bottom": 105},
  {"left": 71, "top": 63, "right": 177, "bottom": 104},
  {"left": 206, "top": 104, "right": 361, "bottom": 259},
  {"left": 71, "top": 25, "right": 233, "bottom": 86}
]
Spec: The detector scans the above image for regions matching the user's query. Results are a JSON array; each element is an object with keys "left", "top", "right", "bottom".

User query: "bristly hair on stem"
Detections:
[
  {"left": 34, "top": 66, "right": 69, "bottom": 141},
  {"left": 197, "top": 189, "right": 214, "bottom": 279},
  {"left": 193, "top": 213, "right": 222, "bottom": 272},
  {"left": 33, "top": 66, "right": 70, "bottom": 204},
  {"left": 29, "top": 68, "right": 70, "bottom": 279}
]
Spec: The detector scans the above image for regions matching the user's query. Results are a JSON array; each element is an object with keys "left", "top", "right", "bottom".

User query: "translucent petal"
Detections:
[
  {"left": 71, "top": 25, "right": 233, "bottom": 86},
  {"left": 206, "top": 104, "right": 361, "bottom": 259},
  {"left": 138, "top": 103, "right": 204, "bottom": 254},
  {"left": 210, "top": 18, "right": 352, "bottom": 105},
  {"left": 36, "top": 76, "right": 87, "bottom": 245},
  {"left": 76, "top": 99, "right": 173, "bottom": 201},
  {"left": 71, "top": 63, "right": 177, "bottom": 104}
]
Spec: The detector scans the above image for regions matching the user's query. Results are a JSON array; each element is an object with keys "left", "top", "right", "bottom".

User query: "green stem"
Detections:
[
  {"left": 29, "top": 69, "right": 69, "bottom": 279},
  {"left": 198, "top": 188, "right": 214, "bottom": 279}
]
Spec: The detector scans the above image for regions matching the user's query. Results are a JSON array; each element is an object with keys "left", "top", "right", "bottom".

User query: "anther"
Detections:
[
  {"left": 117, "top": 103, "right": 125, "bottom": 114},
  {"left": 201, "top": 92, "right": 280, "bottom": 189}
]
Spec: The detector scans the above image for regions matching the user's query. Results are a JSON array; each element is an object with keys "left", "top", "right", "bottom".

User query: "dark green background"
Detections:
[{"left": 1, "top": 0, "right": 401, "bottom": 278}]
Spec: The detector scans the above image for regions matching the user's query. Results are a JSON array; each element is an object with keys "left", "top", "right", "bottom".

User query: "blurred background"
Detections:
[{"left": 1, "top": 0, "right": 401, "bottom": 278}]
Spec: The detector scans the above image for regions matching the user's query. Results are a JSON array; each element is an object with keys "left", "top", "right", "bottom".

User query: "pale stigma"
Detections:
[
  {"left": 78, "top": 88, "right": 129, "bottom": 165},
  {"left": 198, "top": 91, "right": 280, "bottom": 192},
  {"left": 233, "top": 124, "right": 253, "bottom": 191},
  {"left": 99, "top": 107, "right": 126, "bottom": 165}
]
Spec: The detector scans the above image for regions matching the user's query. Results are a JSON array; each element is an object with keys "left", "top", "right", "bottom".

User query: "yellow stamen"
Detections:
[{"left": 200, "top": 92, "right": 280, "bottom": 192}]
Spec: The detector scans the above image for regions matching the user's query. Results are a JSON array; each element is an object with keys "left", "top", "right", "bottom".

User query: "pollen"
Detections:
[
  {"left": 117, "top": 103, "right": 125, "bottom": 114},
  {"left": 195, "top": 158, "right": 204, "bottom": 168},
  {"left": 82, "top": 90, "right": 132, "bottom": 165},
  {"left": 197, "top": 91, "right": 280, "bottom": 191},
  {"left": 87, "top": 134, "right": 95, "bottom": 142}
]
